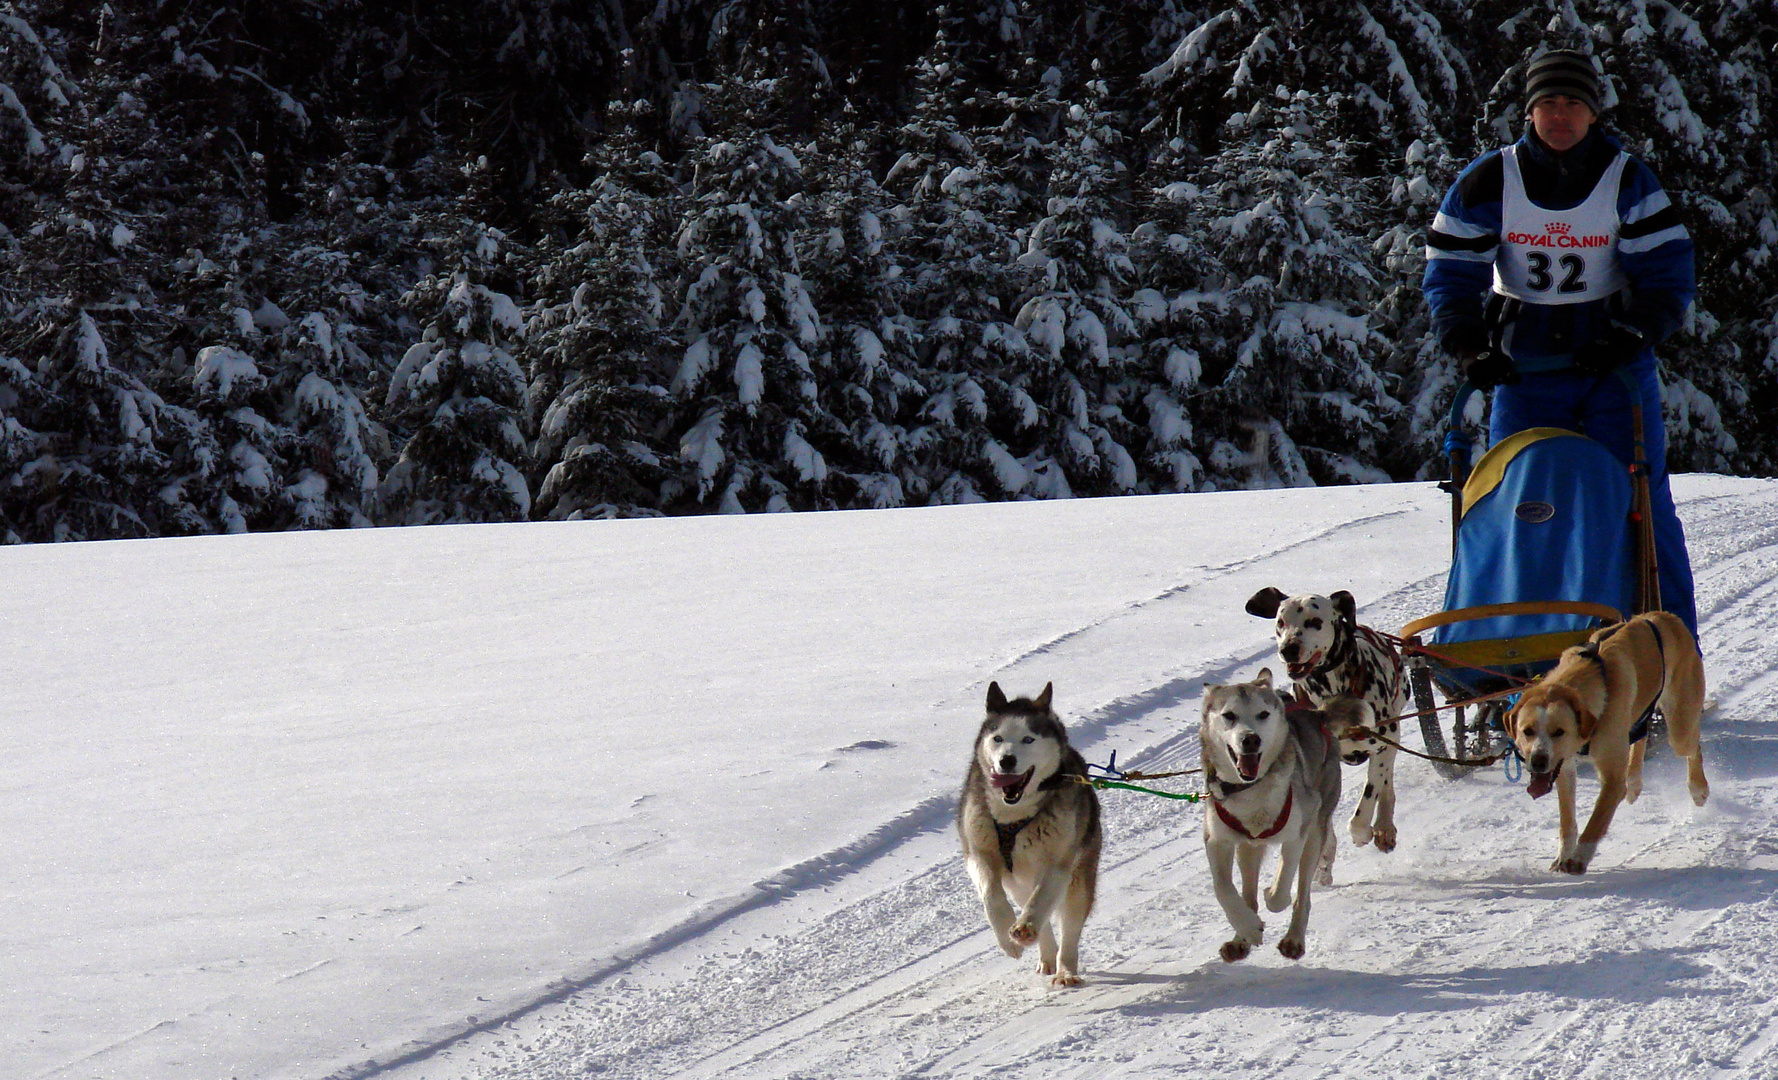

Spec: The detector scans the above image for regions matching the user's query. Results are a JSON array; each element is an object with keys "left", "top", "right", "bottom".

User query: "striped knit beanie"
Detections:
[{"left": 1524, "top": 50, "right": 1604, "bottom": 114}]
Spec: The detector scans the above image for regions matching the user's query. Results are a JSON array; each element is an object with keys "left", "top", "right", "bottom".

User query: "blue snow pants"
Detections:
[{"left": 1487, "top": 355, "right": 1699, "bottom": 646}]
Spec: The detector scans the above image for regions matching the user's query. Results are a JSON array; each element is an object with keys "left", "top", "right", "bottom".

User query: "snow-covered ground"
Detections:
[{"left": 6, "top": 474, "right": 1777, "bottom": 1080}]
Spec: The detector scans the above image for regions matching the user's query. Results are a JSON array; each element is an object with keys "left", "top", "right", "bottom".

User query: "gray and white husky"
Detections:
[
  {"left": 1200, "top": 669, "right": 1361, "bottom": 963},
  {"left": 958, "top": 681, "right": 1102, "bottom": 987}
]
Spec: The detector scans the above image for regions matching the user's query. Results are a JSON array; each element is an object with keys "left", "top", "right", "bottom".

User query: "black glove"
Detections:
[
  {"left": 1570, "top": 322, "right": 1648, "bottom": 378},
  {"left": 1440, "top": 322, "right": 1492, "bottom": 362},
  {"left": 1440, "top": 323, "right": 1518, "bottom": 389},
  {"left": 1460, "top": 347, "right": 1520, "bottom": 390}
]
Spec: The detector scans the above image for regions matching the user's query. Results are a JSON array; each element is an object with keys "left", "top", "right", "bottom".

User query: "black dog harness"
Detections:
[
  {"left": 992, "top": 772, "right": 1072, "bottom": 870},
  {"left": 1575, "top": 619, "right": 1667, "bottom": 748}
]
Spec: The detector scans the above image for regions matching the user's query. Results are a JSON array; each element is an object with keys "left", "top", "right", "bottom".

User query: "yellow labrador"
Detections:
[{"left": 1504, "top": 611, "right": 1708, "bottom": 875}]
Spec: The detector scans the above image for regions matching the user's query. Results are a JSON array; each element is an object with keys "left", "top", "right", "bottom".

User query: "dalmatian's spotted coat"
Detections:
[{"left": 1246, "top": 587, "right": 1408, "bottom": 864}]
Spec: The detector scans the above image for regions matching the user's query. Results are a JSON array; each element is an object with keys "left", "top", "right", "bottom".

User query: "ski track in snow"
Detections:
[{"left": 384, "top": 490, "right": 1778, "bottom": 1080}]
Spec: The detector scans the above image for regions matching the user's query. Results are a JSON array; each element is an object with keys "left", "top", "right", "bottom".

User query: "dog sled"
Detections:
[{"left": 1396, "top": 379, "right": 1662, "bottom": 779}]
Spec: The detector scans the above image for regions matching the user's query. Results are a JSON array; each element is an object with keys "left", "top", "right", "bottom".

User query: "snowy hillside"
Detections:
[{"left": 6, "top": 474, "right": 1778, "bottom": 1080}]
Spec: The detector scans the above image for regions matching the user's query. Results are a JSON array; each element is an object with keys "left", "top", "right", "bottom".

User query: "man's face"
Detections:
[{"left": 1530, "top": 95, "right": 1596, "bottom": 153}]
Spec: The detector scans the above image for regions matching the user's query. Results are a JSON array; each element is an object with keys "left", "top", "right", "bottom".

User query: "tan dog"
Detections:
[{"left": 1504, "top": 611, "right": 1708, "bottom": 875}]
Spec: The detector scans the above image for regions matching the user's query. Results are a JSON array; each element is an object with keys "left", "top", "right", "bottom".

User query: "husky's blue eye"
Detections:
[
  {"left": 991, "top": 735, "right": 1003, "bottom": 743},
  {"left": 1021, "top": 736, "right": 1034, "bottom": 744}
]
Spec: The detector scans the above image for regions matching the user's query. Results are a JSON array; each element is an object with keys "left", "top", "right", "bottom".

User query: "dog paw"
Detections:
[
  {"left": 1050, "top": 972, "right": 1084, "bottom": 988},
  {"left": 1264, "top": 888, "right": 1293, "bottom": 913},
  {"left": 1009, "top": 921, "right": 1039, "bottom": 947},
  {"left": 1315, "top": 867, "right": 1334, "bottom": 887},
  {"left": 1349, "top": 821, "right": 1374, "bottom": 847},
  {"left": 1551, "top": 856, "right": 1588, "bottom": 875},
  {"left": 1277, "top": 936, "right": 1305, "bottom": 961},
  {"left": 1220, "top": 940, "right": 1252, "bottom": 963},
  {"left": 996, "top": 935, "right": 1026, "bottom": 959},
  {"left": 1372, "top": 826, "right": 1397, "bottom": 853}
]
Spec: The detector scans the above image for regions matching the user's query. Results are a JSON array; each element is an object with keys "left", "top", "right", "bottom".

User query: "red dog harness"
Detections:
[
  {"left": 1290, "top": 693, "right": 1340, "bottom": 755},
  {"left": 1212, "top": 787, "right": 1293, "bottom": 840}
]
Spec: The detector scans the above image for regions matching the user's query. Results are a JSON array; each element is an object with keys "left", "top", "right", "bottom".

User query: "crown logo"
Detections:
[{"left": 1545, "top": 222, "right": 1572, "bottom": 235}]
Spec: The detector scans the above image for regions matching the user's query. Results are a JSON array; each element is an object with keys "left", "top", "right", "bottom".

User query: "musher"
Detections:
[{"left": 1422, "top": 47, "right": 1699, "bottom": 641}]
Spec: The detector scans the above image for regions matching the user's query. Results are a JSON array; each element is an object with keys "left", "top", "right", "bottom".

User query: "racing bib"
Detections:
[{"left": 1491, "top": 145, "right": 1628, "bottom": 304}]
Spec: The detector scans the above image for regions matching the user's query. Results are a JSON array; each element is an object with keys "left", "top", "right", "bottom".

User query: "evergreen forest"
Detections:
[{"left": 1, "top": 0, "right": 1773, "bottom": 540}]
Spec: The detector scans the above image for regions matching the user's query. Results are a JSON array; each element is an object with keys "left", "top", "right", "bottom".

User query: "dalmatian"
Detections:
[{"left": 1246, "top": 587, "right": 1408, "bottom": 861}]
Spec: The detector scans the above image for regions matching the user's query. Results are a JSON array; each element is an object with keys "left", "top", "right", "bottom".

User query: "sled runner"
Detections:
[{"left": 1396, "top": 380, "right": 1660, "bottom": 779}]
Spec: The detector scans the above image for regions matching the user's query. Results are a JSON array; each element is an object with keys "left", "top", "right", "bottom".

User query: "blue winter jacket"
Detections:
[{"left": 1422, "top": 129, "right": 1694, "bottom": 370}]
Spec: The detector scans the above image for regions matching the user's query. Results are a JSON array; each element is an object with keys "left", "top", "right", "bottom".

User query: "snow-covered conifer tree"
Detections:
[
  {"left": 379, "top": 259, "right": 532, "bottom": 525},
  {"left": 3, "top": 0, "right": 1775, "bottom": 539},
  {"left": 1136, "top": 92, "right": 1400, "bottom": 486},
  {"left": 526, "top": 141, "right": 687, "bottom": 520},
  {"left": 0, "top": 313, "right": 187, "bottom": 540},
  {"left": 794, "top": 138, "right": 921, "bottom": 510},
  {"left": 662, "top": 132, "right": 833, "bottom": 513},
  {"left": 1006, "top": 67, "right": 1148, "bottom": 497},
  {"left": 876, "top": 36, "right": 1054, "bottom": 504}
]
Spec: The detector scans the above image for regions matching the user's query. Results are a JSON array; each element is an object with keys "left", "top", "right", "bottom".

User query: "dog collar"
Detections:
[
  {"left": 1310, "top": 624, "right": 1397, "bottom": 691},
  {"left": 1209, "top": 774, "right": 1259, "bottom": 798},
  {"left": 1297, "top": 620, "right": 1358, "bottom": 683},
  {"left": 1211, "top": 786, "right": 1293, "bottom": 840}
]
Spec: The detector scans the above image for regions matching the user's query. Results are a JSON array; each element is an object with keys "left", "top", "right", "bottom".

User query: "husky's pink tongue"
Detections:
[
  {"left": 1527, "top": 771, "right": 1555, "bottom": 799},
  {"left": 991, "top": 768, "right": 1032, "bottom": 790},
  {"left": 1236, "top": 753, "right": 1262, "bottom": 782}
]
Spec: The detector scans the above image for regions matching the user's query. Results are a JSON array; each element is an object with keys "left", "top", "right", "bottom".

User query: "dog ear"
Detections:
[
  {"left": 1245, "top": 587, "right": 1288, "bottom": 619},
  {"left": 1253, "top": 667, "right": 1274, "bottom": 689},
  {"left": 1034, "top": 682, "right": 1054, "bottom": 712},
  {"left": 1502, "top": 702, "right": 1520, "bottom": 740},
  {"left": 1574, "top": 700, "right": 1601, "bottom": 742},
  {"left": 986, "top": 682, "right": 1007, "bottom": 712},
  {"left": 1332, "top": 590, "right": 1357, "bottom": 626}
]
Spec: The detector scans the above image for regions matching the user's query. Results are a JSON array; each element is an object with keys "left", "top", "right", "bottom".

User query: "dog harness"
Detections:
[
  {"left": 1211, "top": 787, "right": 1293, "bottom": 841},
  {"left": 1207, "top": 696, "right": 1341, "bottom": 839},
  {"left": 1287, "top": 692, "right": 1346, "bottom": 756},
  {"left": 992, "top": 772, "right": 1074, "bottom": 871},
  {"left": 1574, "top": 619, "right": 1667, "bottom": 748}
]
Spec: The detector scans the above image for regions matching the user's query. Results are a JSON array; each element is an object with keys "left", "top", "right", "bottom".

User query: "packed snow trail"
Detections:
[
  {"left": 382, "top": 480, "right": 1778, "bottom": 1080},
  {"left": 13, "top": 482, "right": 1464, "bottom": 1080}
]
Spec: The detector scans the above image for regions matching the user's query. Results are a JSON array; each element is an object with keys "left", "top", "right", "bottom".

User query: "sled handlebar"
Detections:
[
  {"left": 1447, "top": 380, "right": 1478, "bottom": 440},
  {"left": 1442, "top": 379, "right": 1479, "bottom": 553}
]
